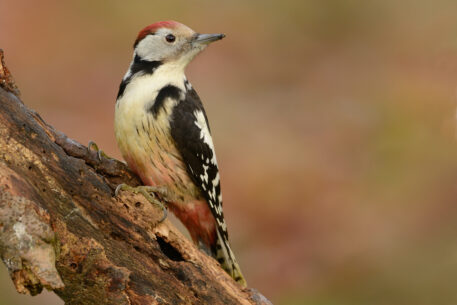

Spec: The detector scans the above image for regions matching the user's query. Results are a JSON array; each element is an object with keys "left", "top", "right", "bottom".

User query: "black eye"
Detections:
[{"left": 166, "top": 34, "right": 176, "bottom": 43}]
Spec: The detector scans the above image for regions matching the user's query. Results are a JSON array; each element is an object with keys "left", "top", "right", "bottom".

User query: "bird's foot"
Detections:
[
  {"left": 115, "top": 183, "right": 168, "bottom": 223},
  {"left": 88, "top": 140, "right": 112, "bottom": 161}
]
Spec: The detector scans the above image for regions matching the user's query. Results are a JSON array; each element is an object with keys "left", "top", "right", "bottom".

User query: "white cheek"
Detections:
[{"left": 136, "top": 35, "right": 170, "bottom": 61}]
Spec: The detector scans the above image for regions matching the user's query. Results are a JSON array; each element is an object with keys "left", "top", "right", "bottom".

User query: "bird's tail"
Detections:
[{"left": 213, "top": 228, "right": 247, "bottom": 287}]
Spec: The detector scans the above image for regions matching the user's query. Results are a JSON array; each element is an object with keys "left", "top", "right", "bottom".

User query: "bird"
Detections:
[{"left": 113, "top": 21, "right": 246, "bottom": 286}]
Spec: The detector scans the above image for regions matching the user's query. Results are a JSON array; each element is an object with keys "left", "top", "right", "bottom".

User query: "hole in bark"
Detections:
[
  {"left": 70, "top": 262, "right": 77, "bottom": 270},
  {"left": 28, "top": 165, "right": 32, "bottom": 170},
  {"left": 135, "top": 202, "right": 141, "bottom": 208},
  {"left": 175, "top": 268, "right": 189, "bottom": 282},
  {"left": 110, "top": 231, "right": 124, "bottom": 241},
  {"left": 124, "top": 204, "right": 129, "bottom": 210},
  {"left": 156, "top": 236, "right": 183, "bottom": 261}
]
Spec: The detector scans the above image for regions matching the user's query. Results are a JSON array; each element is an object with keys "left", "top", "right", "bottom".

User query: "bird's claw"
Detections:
[
  {"left": 114, "top": 183, "right": 168, "bottom": 223},
  {"left": 87, "top": 140, "right": 112, "bottom": 161},
  {"left": 114, "top": 183, "right": 125, "bottom": 197},
  {"left": 87, "top": 140, "right": 99, "bottom": 152},
  {"left": 157, "top": 205, "right": 168, "bottom": 223}
]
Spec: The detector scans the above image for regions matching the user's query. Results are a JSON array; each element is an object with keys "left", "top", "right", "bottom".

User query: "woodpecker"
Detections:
[{"left": 114, "top": 21, "right": 246, "bottom": 286}]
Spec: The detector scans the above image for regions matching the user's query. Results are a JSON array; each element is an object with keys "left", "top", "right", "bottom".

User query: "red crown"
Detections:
[{"left": 135, "top": 21, "right": 180, "bottom": 46}]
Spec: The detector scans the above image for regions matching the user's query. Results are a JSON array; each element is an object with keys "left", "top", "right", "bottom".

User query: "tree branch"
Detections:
[{"left": 0, "top": 50, "right": 271, "bottom": 305}]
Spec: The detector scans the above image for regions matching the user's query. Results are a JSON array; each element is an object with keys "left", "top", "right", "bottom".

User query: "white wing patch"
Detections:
[
  {"left": 194, "top": 109, "right": 223, "bottom": 215},
  {"left": 194, "top": 110, "right": 218, "bottom": 167}
]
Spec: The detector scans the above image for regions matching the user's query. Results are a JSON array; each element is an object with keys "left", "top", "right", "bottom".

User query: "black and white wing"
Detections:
[
  {"left": 169, "top": 87, "right": 228, "bottom": 239},
  {"left": 170, "top": 85, "right": 246, "bottom": 284}
]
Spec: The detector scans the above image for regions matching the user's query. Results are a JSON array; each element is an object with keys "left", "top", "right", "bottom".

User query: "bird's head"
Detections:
[{"left": 133, "top": 21, "right": 225, "bottom": 69}]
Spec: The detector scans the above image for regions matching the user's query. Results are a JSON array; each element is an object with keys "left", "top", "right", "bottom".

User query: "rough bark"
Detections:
[{"left": 0, "top": 50, "right": 272, "bottom": 305}]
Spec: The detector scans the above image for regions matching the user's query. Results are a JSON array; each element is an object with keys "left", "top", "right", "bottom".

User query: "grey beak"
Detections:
[{"left": 194, "top": 33, "right": 225, "bottom": 45}]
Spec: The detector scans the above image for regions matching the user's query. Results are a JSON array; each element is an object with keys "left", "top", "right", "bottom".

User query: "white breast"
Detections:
[
  {"left": 115, "top": 64, "right": 186, "bottom": 151},
  {"left": 114, "top": 64, "right": 198, "bottom": 199}
]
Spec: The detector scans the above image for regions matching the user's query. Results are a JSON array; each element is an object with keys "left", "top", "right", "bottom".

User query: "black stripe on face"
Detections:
[
  {"left": 149, "top": 85, "right": 182, "bottom": 118},
  {"left": 117, "top": 80, "right": 128, "bottom": 99},
  {"left": 130, "top": 54, "right": 162, "bottom": 75},
  {"left": 116, "top": 55, "right": 162, "bottom": 100}
]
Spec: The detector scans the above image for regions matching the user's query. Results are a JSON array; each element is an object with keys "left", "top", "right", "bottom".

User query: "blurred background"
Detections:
[{"left": 1, "top": 0, "right": 457, "bottom": 304}]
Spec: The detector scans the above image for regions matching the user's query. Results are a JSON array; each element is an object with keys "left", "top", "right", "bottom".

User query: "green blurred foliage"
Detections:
[{"left": 1, "top": 1, "right": 457, "bottom": 304}]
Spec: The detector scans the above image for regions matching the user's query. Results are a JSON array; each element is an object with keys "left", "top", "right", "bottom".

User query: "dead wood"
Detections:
[{"left": 0, "top": 50, "right": 272, "bottom": 305}]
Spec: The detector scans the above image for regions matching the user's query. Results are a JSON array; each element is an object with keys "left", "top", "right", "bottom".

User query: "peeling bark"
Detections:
[{"left": 0, "top": 51, "right": 272, "bottom": 304}]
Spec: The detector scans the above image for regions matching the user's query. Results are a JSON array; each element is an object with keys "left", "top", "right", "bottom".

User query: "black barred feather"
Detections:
[
  {"left": 170, "top": 85, "right": 245, "bottom": 285},
  {"left": 169, "top": 87, "right": 226, "bottom": 233}
]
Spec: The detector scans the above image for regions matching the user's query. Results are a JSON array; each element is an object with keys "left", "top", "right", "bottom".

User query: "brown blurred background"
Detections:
[{"left": 2, "top": 0, "right": 457, "bottom": 304}]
